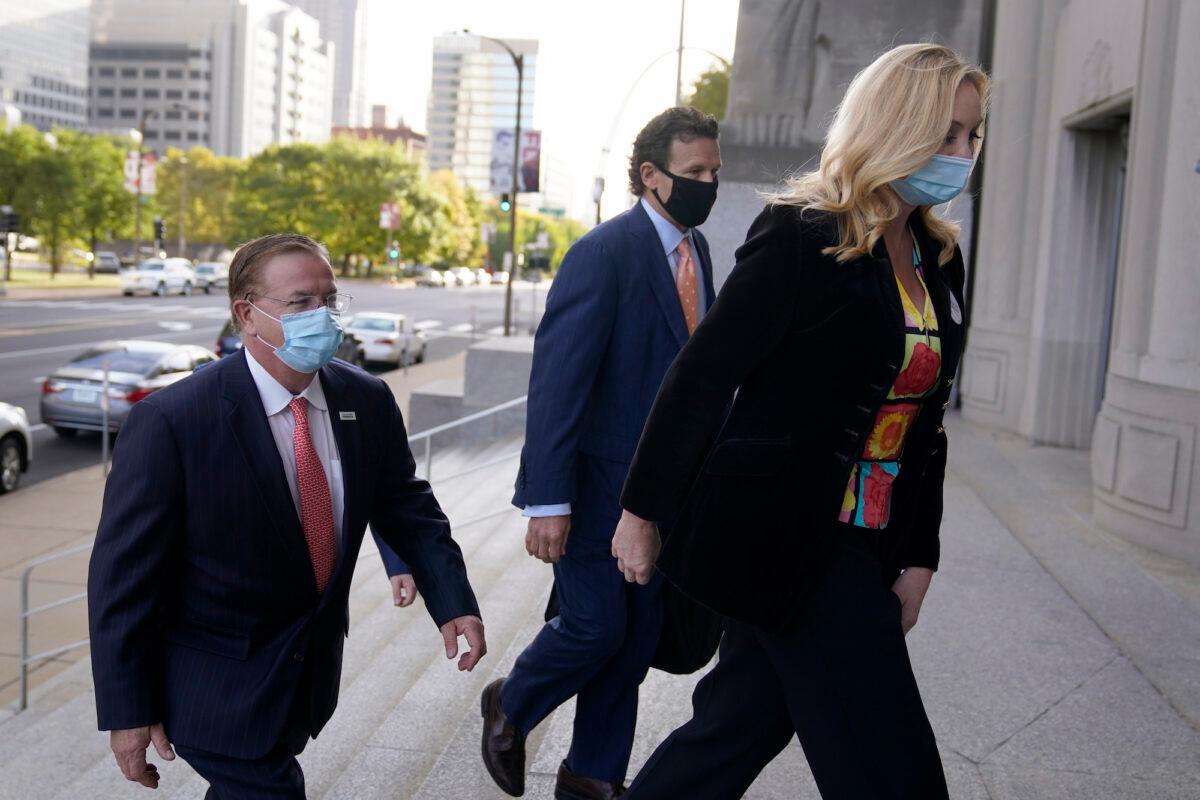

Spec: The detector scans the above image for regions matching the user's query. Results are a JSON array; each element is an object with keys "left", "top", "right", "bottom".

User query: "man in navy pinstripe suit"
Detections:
[
  {"left": 88, "top": 234, "right": 485, "bottom": 798},
  {"left": 480, "top": 108, "right": 721, "bottom": 799}
]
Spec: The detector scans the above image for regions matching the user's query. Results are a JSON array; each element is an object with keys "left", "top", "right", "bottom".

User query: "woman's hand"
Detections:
[
  {"left": 611, "top": 510, "right": 661, "bottom": 585},
  {"left": 891, "top": 567, "right": 933, "bottom": 635}
]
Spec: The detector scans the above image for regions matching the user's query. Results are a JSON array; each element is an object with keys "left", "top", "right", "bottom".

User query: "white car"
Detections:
[
  {"left": 344, "top": 312, "right": 427, "bottom": 368},
  {"left": 448, "top": 267, "right": 476, "bottom": 287},
  {"left": 0, "top": 402, "right": 32, "bottom": 494},
  {"left": 193, "top": 262, "right": 229, "bottom": 293},
  {"left": 120, "top": 258, "right": 197, "bottom": 297}
]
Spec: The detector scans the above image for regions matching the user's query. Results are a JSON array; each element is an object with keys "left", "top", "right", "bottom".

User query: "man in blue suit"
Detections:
[
  {"left": 88, "top": 233, "right": 486, "bottom": 798},
  {"left": 480, "top": 107, "right": 721, "bottom": 799}
]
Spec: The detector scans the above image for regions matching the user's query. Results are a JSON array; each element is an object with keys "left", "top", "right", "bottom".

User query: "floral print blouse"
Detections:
[{"left": 838, "top": 239, "right": 942, "bottom": 529}]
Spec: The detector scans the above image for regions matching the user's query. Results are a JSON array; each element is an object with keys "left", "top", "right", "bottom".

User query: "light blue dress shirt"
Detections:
[{"left": 524, "top": 198, "right": 707, "bottom": 519}]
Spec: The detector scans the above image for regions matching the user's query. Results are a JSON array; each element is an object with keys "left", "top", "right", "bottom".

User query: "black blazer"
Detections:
[
  {"left": 87, "top": 350, "right": 479, "bottom": 759},
  {"left": 620, "top": 204, "right": 966, "bottom": 633}
]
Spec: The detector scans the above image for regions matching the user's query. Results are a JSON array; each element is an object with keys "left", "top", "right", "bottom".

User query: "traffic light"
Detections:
[
  {"left": 0, "top": 206, "right": 18, "bottom": 235},
  {"left": 388, "top": 240, "right": 400, "bottom": 262},
  {"left": 499, "top": 193, "right": 511, "bottom": 213},
  {"left": 153, "top": 216, "right": 165, "bottom": 242}
]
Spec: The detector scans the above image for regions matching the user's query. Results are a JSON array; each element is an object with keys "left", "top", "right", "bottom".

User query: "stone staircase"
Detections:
[{"left": 0, "top": 434, "right": 783, "bottom": 799}]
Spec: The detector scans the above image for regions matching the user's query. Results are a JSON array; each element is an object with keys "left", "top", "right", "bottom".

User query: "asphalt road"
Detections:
[{"left": 0, "top": 279, "right": 547, "bottom": 488}]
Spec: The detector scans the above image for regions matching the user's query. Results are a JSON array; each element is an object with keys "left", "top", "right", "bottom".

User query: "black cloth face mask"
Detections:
[{"left": 650, "top": 166, "right": 719, "bottom": 228}]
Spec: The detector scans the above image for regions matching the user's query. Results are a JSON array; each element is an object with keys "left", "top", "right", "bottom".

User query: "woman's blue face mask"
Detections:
[
  {"left": 891, "top": 154, "right": 974, "bottom": 206},
  {"left": 251, "top": 303, "right": 344, "bottom": 373}
]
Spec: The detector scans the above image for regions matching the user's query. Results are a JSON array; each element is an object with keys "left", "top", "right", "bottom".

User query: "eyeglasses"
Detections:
[{"left": 249, "top": 292, "right": 353, "bottom": 315}]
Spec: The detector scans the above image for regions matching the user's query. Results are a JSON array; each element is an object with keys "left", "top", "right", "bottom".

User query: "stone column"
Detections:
[{"left": 1092, "top": 0, "right": 1200, "bottom": 565}]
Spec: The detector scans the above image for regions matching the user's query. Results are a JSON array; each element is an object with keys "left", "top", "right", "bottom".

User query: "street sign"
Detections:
[
  {"left": 489, "top": 129, "right": 541, "bottom": 194},
  {"left": 123, "top": 151, "right": 157, "bottom": 195},
  {"left": 379, "top": 202, "right": 400, "bottom": 229}
]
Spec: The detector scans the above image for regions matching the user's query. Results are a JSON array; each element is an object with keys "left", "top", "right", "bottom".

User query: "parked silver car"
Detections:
[
  {"left": 194, "top": 262, "right": 229, "bottom": 293},
  {"left": 344, "top": 312, "right": 427, "bottom": 368},
  {"left": 0, "top": 402, "right": 32, "bottom": 494},
  {"left": 40, "top": 341, "right": 217, "bottom": 436}
]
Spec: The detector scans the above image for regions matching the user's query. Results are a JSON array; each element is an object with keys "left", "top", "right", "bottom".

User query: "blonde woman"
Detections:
[{"left": 610, "top": 44, "right": 988, "bottom": 798}]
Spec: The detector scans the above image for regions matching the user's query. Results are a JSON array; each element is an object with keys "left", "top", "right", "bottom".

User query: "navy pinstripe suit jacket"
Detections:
[{"left": 87, "top": 349, "right": 479, "bottom": 759}]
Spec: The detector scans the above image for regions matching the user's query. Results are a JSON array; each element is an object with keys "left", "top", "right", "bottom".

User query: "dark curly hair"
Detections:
[{"left": 627, "top": 106, "right": 719, "bottom": 196}]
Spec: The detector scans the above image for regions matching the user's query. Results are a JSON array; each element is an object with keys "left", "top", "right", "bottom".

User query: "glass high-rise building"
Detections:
[
  {"left": 0, "top": 0, "right": 90, "bottom": 131},
  {"left": 290, "top": 0, "right": 369, "bottom": 127},
  {"left": 427, "top": 33, "right": 537, "bottom": 197}
]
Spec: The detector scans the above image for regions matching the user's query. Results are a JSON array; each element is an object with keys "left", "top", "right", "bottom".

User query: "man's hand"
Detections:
[
  {"left": 891, "top": 567, "right": 934, "bottom": 635},
  {"left": 611, "top": 510, "right": 661, "bottom": 585},
  {"left": 525, "top": 515, "right": 571, "bottom": 563},
  {"left": 440, "top": 615, "right": 487, "bottom": 672},
  {"left": 110, "top": 723, "right": 174, "bottom": 789},
  {"left": 390, "top": 573, "right": 418, "bottom": 607}
]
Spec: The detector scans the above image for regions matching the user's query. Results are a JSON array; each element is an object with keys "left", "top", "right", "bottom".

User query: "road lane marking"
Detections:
[
  {"left": 157, "top": 321, "right": 193, "bottom": 331},
  {"left": 30, "top": 423, "right": 47, "bottom": 433},
  {"left": 448, "top": 323, "right": 474, "bottom": 333},
  {"left": 485, "top": 326, "right": 507, "bottom": 336},
  {"left": 0, "top": 326, "right": 223, "bottom": 360},
  {"left": 412, "top": 319, "right": 442, "bottom": 330}
]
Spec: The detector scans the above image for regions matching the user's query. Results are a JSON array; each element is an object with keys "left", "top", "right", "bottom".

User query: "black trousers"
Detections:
[{"left": 625, "top": 531, "right": 948, "bottom": 800}]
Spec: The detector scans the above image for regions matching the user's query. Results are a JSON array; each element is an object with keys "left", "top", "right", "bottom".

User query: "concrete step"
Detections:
[{"left": 320, "top": 523, "right": 552, "bottom": 799}]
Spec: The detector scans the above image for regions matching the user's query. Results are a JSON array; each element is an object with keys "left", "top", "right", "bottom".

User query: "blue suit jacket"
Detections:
[
  {"left": 87, "top": 349, "right": 478, "bottom": 759},
  {"left": 513, "top": 201, "right": 716, "bottom": 518}
]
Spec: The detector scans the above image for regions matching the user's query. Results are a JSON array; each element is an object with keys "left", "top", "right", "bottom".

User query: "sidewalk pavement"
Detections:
[{"left": 0, "top": 352, "right": 467, "bottom": 710}]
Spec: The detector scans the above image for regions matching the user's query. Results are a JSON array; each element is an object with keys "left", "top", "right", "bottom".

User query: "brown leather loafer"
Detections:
[
  {"left": 480, "top": 678, "right": 526, "bottom": 796},
  {"left": 555, "top": 760, "right": 627, "bottom": 800}
]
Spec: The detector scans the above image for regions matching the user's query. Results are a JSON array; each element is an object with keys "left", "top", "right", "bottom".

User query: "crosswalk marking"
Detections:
[
  {"left": 412, "top": 319, "right": 442, "bottom": 330},
  {"left": 448, "top": 323, "right": 474, "bottom": 333}
]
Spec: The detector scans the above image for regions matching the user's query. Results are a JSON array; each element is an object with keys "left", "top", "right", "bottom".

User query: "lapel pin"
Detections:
[{"left": 339, "top": 411, "right": 357, "bottom": 421}]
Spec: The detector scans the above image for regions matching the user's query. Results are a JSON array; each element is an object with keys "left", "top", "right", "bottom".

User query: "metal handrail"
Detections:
[{"left": 15, "top": 395, "right": 528, "bottom": 712}]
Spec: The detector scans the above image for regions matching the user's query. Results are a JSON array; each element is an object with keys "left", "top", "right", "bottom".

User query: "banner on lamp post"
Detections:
[
  {"left": 124, "top": 151, "right": 157, "bottom": 194},
  {"left": 489, "top": 129, "right": 541, "bottom": 194}
]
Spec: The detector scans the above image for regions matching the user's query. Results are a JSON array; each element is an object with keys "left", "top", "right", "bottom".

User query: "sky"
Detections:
[{"left": 364, "top": 0, "right": 741, "bottom": 222}]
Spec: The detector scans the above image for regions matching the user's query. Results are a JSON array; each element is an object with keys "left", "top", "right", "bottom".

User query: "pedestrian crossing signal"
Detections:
[{"left": 499, "top": 193, "right": 511, "bottom": 212}]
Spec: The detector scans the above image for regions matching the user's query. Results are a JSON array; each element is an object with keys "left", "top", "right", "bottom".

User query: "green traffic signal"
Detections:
[{"left": 499, "top": 193, "right": 512, "bottom": 212}]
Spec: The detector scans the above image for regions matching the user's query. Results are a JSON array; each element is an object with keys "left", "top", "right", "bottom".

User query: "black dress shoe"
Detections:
[
  {"left": 480, "top": 678, "right": 526, "bottom": 796},
  {"left": 555, "top": 760, "right": 627, "bottom": 800}
]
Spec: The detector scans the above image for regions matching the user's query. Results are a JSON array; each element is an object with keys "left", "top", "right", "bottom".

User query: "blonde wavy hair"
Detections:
[{"left": 767, "top": 43, "right": 990, "bottom": 266}]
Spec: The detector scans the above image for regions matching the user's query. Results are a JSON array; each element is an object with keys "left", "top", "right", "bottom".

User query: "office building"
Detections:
[
  {"left": 427, "top": 32, "right": 537, "bottom": 196},
  {"left": 290, "top": 0, "right": 368, "bottom": 127},
  {"left": 0, "top": 0, "right": 90, "bottom": 131},
  {"left": 89, "top": 0, "right": 333, "bottom": 157}
]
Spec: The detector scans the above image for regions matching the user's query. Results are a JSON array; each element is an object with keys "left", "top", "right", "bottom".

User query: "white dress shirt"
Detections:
[
  {"left": 245, "top": 348, "right": 345, "bottom": 544},
  {"left": 523, "top": 197, "right": 708, "bottom": 519}
]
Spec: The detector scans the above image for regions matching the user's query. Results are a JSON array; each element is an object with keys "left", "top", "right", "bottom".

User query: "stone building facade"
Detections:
[{"left": 963, "top": 0, "right": 1199, "bottom": 564}]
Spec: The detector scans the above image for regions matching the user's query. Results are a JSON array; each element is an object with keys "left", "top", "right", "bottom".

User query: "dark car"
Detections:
[
  {"left": 215, "top": 318, "right": 366, "bottom": 367},
  {"left": 41, "top": 341, "right": 218, "bottom": 436}
]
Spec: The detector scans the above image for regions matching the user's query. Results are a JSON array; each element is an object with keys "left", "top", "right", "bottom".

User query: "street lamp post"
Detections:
[
  {"left": 177, "top": 155, "right": 188, "bottom": 257},
  {"left": 466, "top": 29, "right": 523, "bottom": 336},
  {"left": 131, "top": 103, "right": 186, "bottom": 263}
]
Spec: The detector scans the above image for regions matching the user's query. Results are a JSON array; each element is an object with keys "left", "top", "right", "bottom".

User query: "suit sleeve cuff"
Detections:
[{"left": 523, "top": 503, "right": 572, "bottom": 518}]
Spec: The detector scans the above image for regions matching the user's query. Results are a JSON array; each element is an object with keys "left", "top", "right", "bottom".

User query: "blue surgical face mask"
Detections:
[
  {"left": 251, "top": 303, "right": 344, "bottom": 373},
  {"left": 891, "top": 154, "right": 974, "bottom": 206}
]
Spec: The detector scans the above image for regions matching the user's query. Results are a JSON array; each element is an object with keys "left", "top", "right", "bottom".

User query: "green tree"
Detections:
[
  {"left": 157, "top": 147, "right": 242, "bottom": 252},
  {"left": 0, "top": 125, "right": 46, "bottom": 280},
  {"left": 59, "top": 130, "right": 127, "bottom": 276},
  {"left": 685, "top": 60, "right": 731, "bottom": 121},
  {"left": 485, "top": 206, "right": 587, "bottom": 272},
  {"left": 24, "top": 130, "right": 78, "bottom": 275},
  {"left": 428, "top": 169, "right": 486, "bottom": 266}
]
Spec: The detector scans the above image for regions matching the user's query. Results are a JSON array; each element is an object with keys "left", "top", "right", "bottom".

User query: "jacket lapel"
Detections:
[
  {"left": 629, "top": 203, "right": 690, "bottom": 349},
  {"left": 220, "top": 350, "right": 316, "bottom": 595},
  {"left": 868, "top": 238, "right": 908, "bottom": 372},
  {"left": 694, "top": 233, "right": 717, "bottom": 312}
]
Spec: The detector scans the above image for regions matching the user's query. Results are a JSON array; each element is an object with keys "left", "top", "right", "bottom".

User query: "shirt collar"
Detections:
[
  {"left": 640, "top": 196, "right": 690, "bottom": 257},
  {"left": 244, "top": 347, "right": 327, "bottom": 417}
]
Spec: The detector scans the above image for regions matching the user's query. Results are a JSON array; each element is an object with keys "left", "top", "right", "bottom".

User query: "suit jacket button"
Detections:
[{"left": 293, "top": 652, "right": 305, "bottom": 662}]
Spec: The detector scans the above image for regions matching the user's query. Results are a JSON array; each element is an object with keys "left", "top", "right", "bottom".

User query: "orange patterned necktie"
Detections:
[
  {"left": 290, "top": 397, "right": 336, "bottom": 592},
  {"left": 675, "top": 238, "right": 700, "bottom": 335}
]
